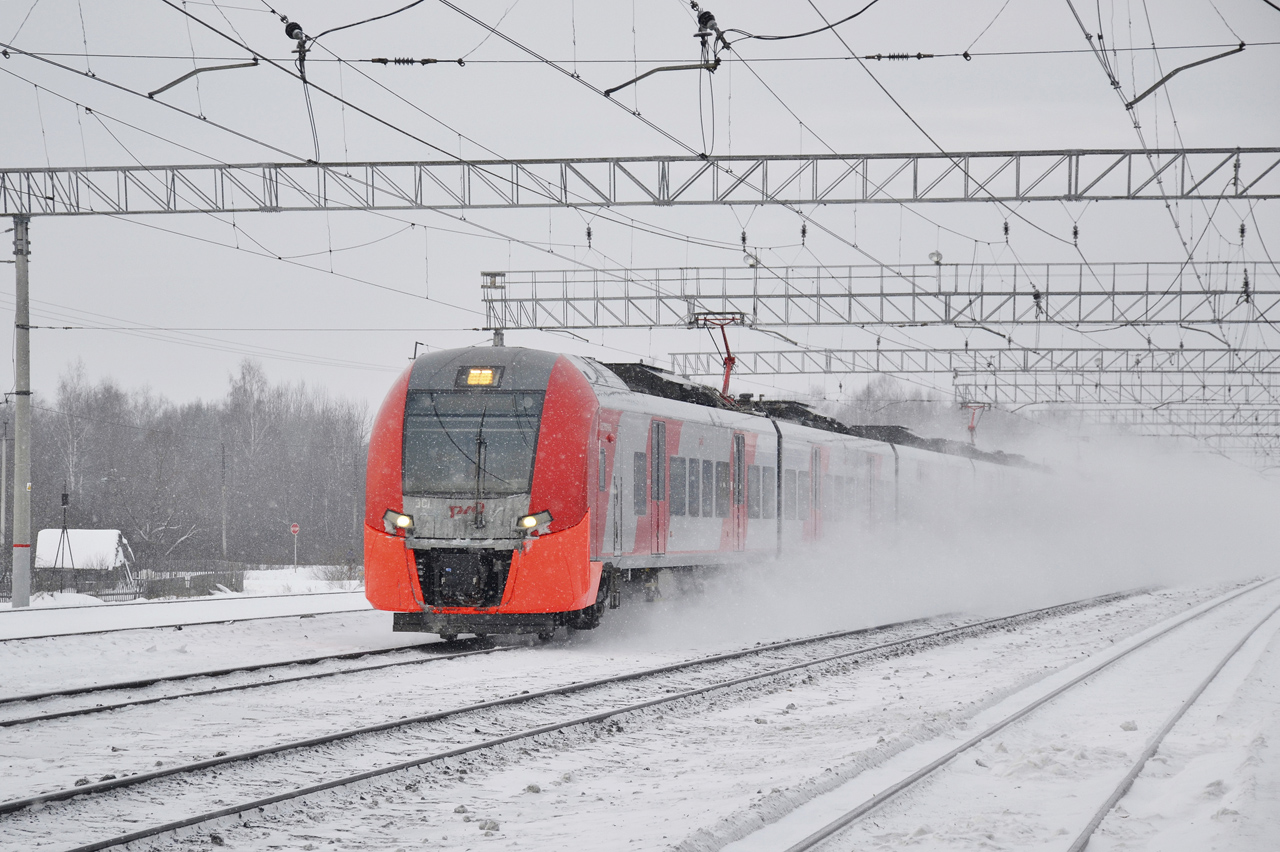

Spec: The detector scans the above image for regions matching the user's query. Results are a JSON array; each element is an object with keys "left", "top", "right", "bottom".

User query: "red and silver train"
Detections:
[{"left": 365, "top": 345, "right": 1027, "bottom": 640}]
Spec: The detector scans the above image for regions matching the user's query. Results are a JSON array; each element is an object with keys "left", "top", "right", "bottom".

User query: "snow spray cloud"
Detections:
[{"left": 588, "top": 439, "right": 1280, "bottom": 651}]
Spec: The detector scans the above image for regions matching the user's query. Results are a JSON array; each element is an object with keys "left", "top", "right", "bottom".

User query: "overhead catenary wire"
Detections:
[
  {"left": 343, "top": 2, "right": 1219, "bottom": 411},
  {"left": 7, "top": 3, "right": 1269, "bottom": 434},
  {"left": 12, "top": 42, "right": 1280, "bottom": 64},
  {"left": 425, "top": 0, "right": 1019, "bottom": 306},
  {"left": 719, "top": 0, "right": 886, "bottom": 43},
  {"left": 1062, "top": 0, "right": 1240, "bottom": 349},
  {"left": 0, "top": 41, "right": 307, "bottom": 162},
  {"left": 0, "top": 68, "right": 688, "bottom": 310},
  {"left": 795, "top": 0, "right": 1077, "bottom": 249},
  {"left": 143, "top": 1, "right": 821, "bottom": 293},
  {"left": 0, "top": 292, "right": 401, "bottom": 372},
  {"left": 717, "top": 3, "right": 1133, "bottom": 373},
  {"left": 301, "top": 40, "right": 782, "bottom": 261},
  {"left": 5, "top": 58, "right": 803, "bottom": 369},
  {"left": 3, "top": 52, "right": 712, "bottom": 313}
]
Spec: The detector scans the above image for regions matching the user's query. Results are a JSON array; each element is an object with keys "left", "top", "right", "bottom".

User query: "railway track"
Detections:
[
  {"left": 0, "top": 603, "right": 372, "bottom": 642},
  {"left": 0, "top": 590, "right": 1141, "bottom": 852},
  {"left": 772, "top": 576, "right": 1280, "bottom": 852},
  {"left": 0, "top": 638, "right": 498, "bottom": 728},
  {"left": 0, "top": 589, "right": 354, "bottom": 617}
]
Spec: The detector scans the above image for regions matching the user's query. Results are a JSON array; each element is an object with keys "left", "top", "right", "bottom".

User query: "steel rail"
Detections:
[
  {"left": 1066, "top": 599, "right": 1280, "bottom": 852},
  {"left": 779, "top": 576, "right": 1278, "bottom": 852},
  {"left": 0, "top": 638, "right": 451, "bottom": 706},
  {"left": 0, "top": 605, "right": 372, "bottom": 643},
  {"left": 0, "top": 643, "right": 503, "bottom": 728},
  {"left": 23, "top": 592, "right": 1139, "bottom": 850},
  {"left": 0, "top": 589, "right": 355, "bottom": 616}
]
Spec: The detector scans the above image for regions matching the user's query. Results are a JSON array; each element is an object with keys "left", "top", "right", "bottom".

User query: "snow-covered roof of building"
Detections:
[{"left": 34, "top": 529, "right": 133, "bottom": 570}]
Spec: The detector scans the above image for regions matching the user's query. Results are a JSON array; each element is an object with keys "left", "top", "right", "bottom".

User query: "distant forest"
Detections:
[{"left": 19, "top": 361, "right": 369, "bottom": 568}]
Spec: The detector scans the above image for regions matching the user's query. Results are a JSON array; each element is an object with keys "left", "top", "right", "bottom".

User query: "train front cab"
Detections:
[{"left": 364, "top": 347, "right": 607, "bottom": 639}]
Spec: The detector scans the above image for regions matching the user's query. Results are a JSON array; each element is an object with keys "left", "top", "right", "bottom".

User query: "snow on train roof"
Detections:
[
  {"left": 35, "top": 529, "right": 134, "bottom": 570},
  {"left": 592, "top": 359, "right": 1037, "bottom": 470}
]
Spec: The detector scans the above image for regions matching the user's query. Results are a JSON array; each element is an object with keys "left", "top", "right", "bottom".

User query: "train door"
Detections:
[
  {"left": 611, "top": 476, "right": 623, "bottom": 555},
  {"left": 649, "top": 421, "right": 668, "bottom": 555},
  {"left": 731, "top": 433, "right": 747, "bottom": 551}
]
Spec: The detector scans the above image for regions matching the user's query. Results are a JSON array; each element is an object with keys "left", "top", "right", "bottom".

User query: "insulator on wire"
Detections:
[
  {"left": 1072, "top": 224, "right": 1079, "bottom": 245},
  {"left": 371, "top": 57, "right": 446, "bottom": 65},
  {"left": 863, "top": 52, "right": 934, "bottom": 60},
  {"left": 801, "top": 223, "right": 807, "bottom": 245},
  {"left": 586, "top": 225, "right": 592, "bottom": 249},
  {"left": 1240, "top": 223, "right": 1247, "bottom": 243},
  {"left": 1002, "top": 221, "right": 1009, "bottom": 241},
  {"left": 740, "top": 230, "right": 747, "bottom": 249}
]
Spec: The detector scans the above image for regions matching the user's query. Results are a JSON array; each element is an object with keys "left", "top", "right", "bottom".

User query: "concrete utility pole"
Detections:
[
  {"left": 11, "top": 216, "right": 31, "bottom": 608},
  {"left": 2, "top": 419, "right": 8, "bottom": 563},
  {"left": 220, "top": 442, "right": 228, "bottom": 560}
]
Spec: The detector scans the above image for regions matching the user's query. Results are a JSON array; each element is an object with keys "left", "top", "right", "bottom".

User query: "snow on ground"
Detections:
[
  {"left": 243, "top": 567, "right": 364, "bottom": 596},
  {"left": 92, "top": 582, "right": 1249, "bottom": 852},
  {"left": 1088, "top": 598, "right": 1280, "bottom": 851},
  {"left": 720, "top": 578, "right": 1280, "bottom": 852},
  {"left": 0, "top": 591, "right": 371, "bottom": 641},
  {"left": 0, "top": 567, "right": 369, "bottom": 641},
  {"left": 5, "top": 577, "right": 1279, "bottom": 852},
  {"left": 0, "top": 566, "right": 362, "bottom": 613},
  {"left": 0, "top": 607, "right": 425, "bottom": 699}
]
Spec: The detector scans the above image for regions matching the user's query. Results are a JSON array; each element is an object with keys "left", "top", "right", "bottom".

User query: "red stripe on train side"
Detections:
[
  {"left": 364, "top": 364, "right": 421, "bottom": 612},
  {"left": 527, "top": 356, "right": 599, "bottom": 534}
]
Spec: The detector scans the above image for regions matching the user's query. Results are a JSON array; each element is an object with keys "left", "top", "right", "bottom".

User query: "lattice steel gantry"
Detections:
[
  {"left": 482, "top": 263, "right": 1275, "bottom": 329},
  {"left": 3, "top": 148, "right": 1279, "bottom": 216},
  {"left": 669, "top": 348, "right": 1280, "bottom": 377},
  {"left": 952, "top": 373, "right": 1280, "bottom": 407}
]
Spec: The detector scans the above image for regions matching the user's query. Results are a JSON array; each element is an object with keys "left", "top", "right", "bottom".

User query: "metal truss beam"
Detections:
[
  {"left": 3, "top": 148, "right": 1278, "bottom": 216},
  {"left": 670, "top": 347, "right": 1280, "bottom": 377},
  {"left": 1073, "top": 414, "right": 1280, "bottom": 457},
  {"left": 483, "top": 262, "right": 1275, "bottom": 328},
  {"left": 1204, "top": 436, "right": 1280, "bottom": 451},
  {"left": 954, "top": 373, "right": 1280, "bottom": 406},
  {"left": 1072, "top": 407, "right": 1280, "bottom": 430},
  {"left": 1179, "top": 434, "right": 1280, "bottom": 457}
]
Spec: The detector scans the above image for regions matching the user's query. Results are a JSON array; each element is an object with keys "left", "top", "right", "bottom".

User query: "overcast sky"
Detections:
[{"left": 1, "top": 0, "right": 1277, "bottom": 416}]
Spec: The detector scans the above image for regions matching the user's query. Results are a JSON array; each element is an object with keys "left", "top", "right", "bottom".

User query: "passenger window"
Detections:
[
  {"left": 783, "top": 469, "right": 797, "bottom": 520},
  {"left": 633, "top": 452, "right": 647, "bottom": 516},
  {"left": 798, "top": 471, "right": 811, "bottom": 517},
  {"left": 669, "top": 456, "right": 687, "bottom": 516},
  {"left": 687, "top": 459, "right": 701, "bottom": 517},
  {"left": 702, "top": 459, "right": 714, "bottom": 517},
  {"left": 715, "top": 461, "right": 731, "bottom": 518},
  {"left": 599, "top": 448, "right": 607, "bottom": 491},
  {"left": 762, "top": 466, "right": 776, "bottom": 519},
  {"left": 747, "top": 465, "right": 761, "bottom": 519}
]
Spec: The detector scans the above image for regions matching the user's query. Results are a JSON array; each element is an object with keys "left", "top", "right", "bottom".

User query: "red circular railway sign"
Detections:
[{"left": 291, "top": 523, "right": 300, "bottom": 535}]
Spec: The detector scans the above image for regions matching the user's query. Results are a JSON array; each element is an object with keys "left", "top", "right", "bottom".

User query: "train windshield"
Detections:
[{"left": 403, "top": 391, "right": 544, "bottom": 497}]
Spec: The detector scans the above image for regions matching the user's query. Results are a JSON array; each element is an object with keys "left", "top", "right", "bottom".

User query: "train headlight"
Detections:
[
  {"left": 517, "top": 510, "right": 552, "bottom": 531},
  {"left": 383, "top": 509, "right": 414, "bottom": 534}
]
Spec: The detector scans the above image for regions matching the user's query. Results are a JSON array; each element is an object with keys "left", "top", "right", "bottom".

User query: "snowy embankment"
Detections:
[
  {"left": 0, "top": 568, "right": 369, "bottom": 641},
  {"left": 1, "top": 578, "right": 1277, "bottom": 852}
]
